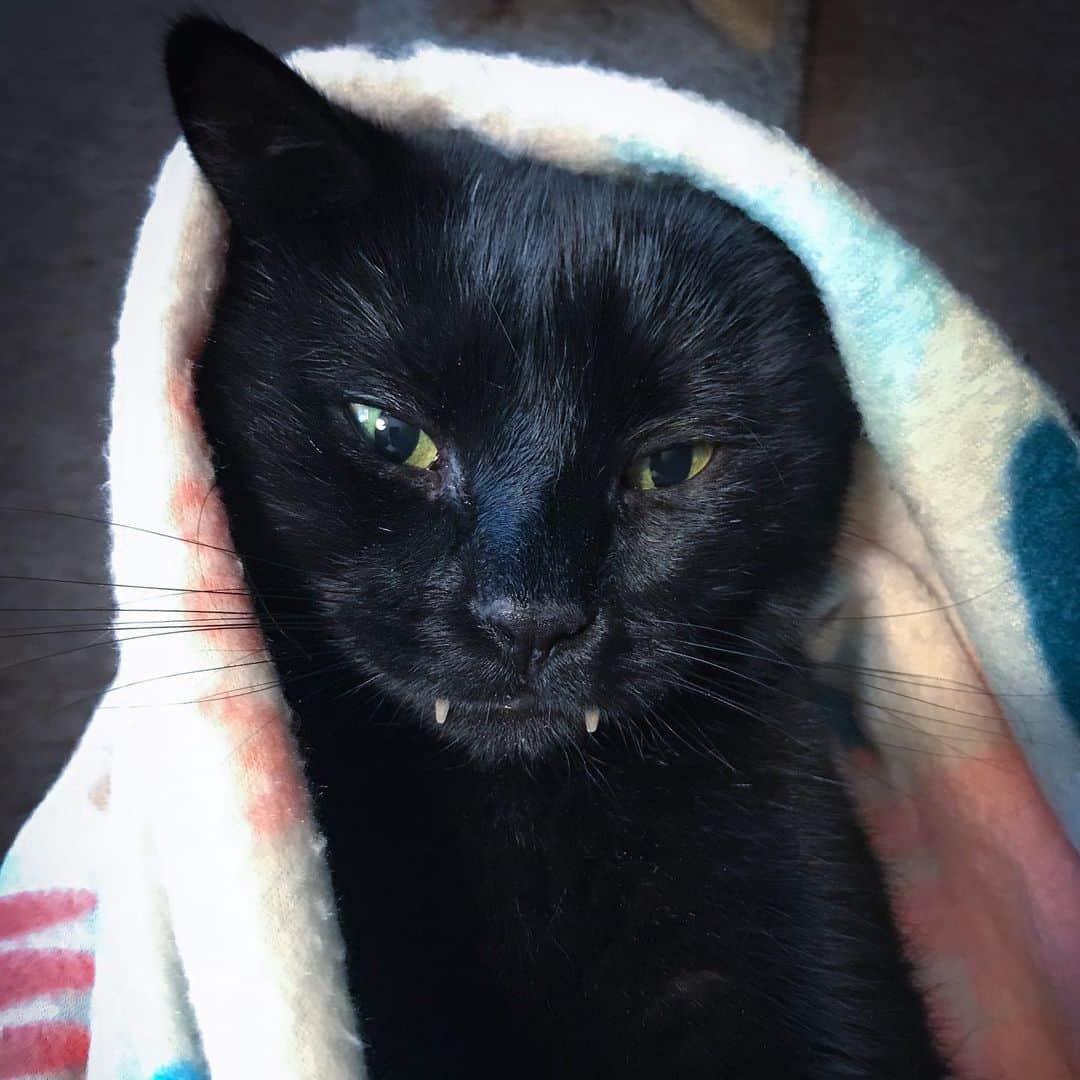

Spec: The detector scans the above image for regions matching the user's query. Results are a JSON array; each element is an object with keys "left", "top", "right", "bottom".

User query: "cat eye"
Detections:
[
  {"left": 349, "top": 403, "right": 439, "bottom": 470},
  {"left": 628, "top": 443, "right": 714, "bottom": 490}
]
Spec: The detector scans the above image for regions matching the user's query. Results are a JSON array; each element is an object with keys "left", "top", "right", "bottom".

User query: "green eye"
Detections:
[
  {"left": 629, "top": 443, "right": 714, "bottom": 490},
  {"left": 349, "top": 404, "right": 439, "bottom": 470}
]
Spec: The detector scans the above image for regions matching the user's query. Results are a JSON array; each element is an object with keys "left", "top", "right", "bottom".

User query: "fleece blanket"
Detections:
[{"left": 2, "top": 44, "right": 1079, "bottom": 1080}]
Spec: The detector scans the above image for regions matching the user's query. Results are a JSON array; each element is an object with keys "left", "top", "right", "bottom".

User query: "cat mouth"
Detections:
[{"left": 433, "top": 697, "right": 600, "bottom": 733}]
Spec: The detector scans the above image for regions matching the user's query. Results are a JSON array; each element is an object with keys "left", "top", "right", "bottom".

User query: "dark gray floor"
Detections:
[
  {"left": 804, "top": 0, "right": 1079, "bottom": 409},
  {"left": 2, "top": 2, "right": 1077, "bottom": 849}
]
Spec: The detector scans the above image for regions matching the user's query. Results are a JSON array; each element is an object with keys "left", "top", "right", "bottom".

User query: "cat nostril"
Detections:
[{"left": 475, "top": 600, "right": 591, "bottom": 676}]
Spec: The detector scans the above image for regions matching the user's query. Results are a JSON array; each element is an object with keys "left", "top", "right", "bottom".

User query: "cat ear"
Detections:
[{"left": 165, "top": 17, "right": 395, "bottom": 229}]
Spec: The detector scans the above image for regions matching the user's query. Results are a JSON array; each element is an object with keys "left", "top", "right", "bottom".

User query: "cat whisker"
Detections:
[
  {"left": 658, "top": 621, "right": 1056, "bottom": 700},
  {"left": 661, "top": 643, "right": 1071, "bottom": 751},
  {"left": 0, "top": 504, "right": 310, "bottom": 578}
]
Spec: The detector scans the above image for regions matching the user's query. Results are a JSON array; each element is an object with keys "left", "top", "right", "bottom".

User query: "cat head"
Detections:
[{"left": 167, "top": 18, "right": 856, "bottom": 763}]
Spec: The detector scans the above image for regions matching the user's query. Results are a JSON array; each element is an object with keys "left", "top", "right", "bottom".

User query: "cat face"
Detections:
[{"left": 171, "top": 21, "right": 856, "bottom": 762}]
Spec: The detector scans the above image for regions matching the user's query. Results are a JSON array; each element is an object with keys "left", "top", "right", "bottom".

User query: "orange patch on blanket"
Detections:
[{"left": 88, "top": 773, "right": 110, "bottom": 812}]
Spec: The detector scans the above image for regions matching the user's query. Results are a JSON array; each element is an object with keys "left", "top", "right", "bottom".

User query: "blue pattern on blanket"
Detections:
[{"left": 1007, "top": 416, "right": 1080, "bottom": 733}]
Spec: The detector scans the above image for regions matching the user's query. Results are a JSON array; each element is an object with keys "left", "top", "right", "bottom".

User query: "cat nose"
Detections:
[{"left": 475, "top": 599, "right": 591, "bottom": 677}]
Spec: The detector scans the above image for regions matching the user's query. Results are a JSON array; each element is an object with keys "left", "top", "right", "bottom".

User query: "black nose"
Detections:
[{"left": 475, "top": 599, "right": 591, "bottom": 677}]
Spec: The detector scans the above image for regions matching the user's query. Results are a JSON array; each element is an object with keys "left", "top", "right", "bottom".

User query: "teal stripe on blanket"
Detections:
[
  {"left": 608, "top": 138, "right": 947, "bottom": 427},
  {"left": 151, "top": 1063, "right": 209, "bottom": 1080}
]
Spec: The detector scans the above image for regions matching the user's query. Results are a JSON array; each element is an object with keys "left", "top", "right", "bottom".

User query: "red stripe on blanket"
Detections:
[
  {"left": 202, "top": 693, "right": 307, "bottom": 838},
  {"left": 170, "top": 464, "right": 304, "bottom": 837},
  {"left": 165, "top": 354, "right": 200, "bottom": 432},
  {"left": 0, "top": 891, "right": 95, "bottom": 941},
  {"left": 0, "top": 950, "right": 94, "bottom": 1007},
  {"left": 169, "top": 472, "right": 262, "bottom": 655},
  {"left": 166, "top": 325, "right": 302, "bottom": 836},
  {"left": 0, "top": 1022, "right": 90, "bottom": 1078}
]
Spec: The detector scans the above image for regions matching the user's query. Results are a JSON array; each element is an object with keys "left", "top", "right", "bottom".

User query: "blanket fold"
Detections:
[{"left": 2, "top": 44, "right": 1078, "bottom": 1080}]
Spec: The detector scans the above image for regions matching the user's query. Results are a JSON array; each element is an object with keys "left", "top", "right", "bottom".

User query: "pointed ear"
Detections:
[{"left": 165, "top": 17, "right": 393, "bottom": 229}]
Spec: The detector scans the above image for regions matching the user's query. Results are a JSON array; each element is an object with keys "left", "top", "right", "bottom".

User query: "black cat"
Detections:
[{"left": 166, "top": 18, "right": 945, "bottom": 1078}]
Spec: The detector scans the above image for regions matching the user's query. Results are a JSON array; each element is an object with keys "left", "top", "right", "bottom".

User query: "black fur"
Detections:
[{"left": 167, "top": 18, "right": 945, "bottom": 1078}]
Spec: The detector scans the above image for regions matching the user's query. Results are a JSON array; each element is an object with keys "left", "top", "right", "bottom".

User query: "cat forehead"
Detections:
[
  {"left": 346, "top": 237, "right": 732, "bottom": 394},
  {"left": 237, "top": 154, "right": 816, "bottom": 435},
  {"left": 345, "top": 267, "right": 723, "bottom": 409}
]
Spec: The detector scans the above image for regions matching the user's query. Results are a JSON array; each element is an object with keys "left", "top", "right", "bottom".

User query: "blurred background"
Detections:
[{"left": 2, "top": 0, "right": 1078, "bottom": 848}]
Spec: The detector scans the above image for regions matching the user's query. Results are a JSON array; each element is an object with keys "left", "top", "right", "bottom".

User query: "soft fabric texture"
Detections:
[{"left": 2, "top": 44, "right": 1078, "bottom": 1080}]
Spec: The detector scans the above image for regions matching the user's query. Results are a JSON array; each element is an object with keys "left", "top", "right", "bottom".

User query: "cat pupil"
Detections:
[
  {"left": 352, "top": 405, "right": 422, "bottom": 463},
  {"left": 649, "top": 445, "right": 694, "bottom": 487},
  {"left": 374, "top": 415, "right": 420, "bottom": 463}
]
